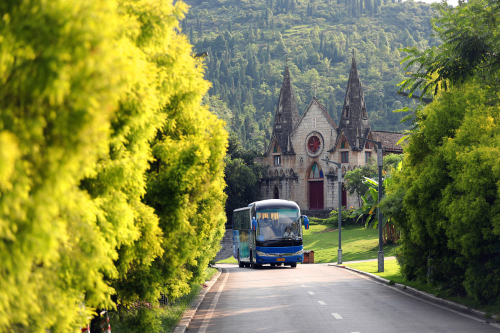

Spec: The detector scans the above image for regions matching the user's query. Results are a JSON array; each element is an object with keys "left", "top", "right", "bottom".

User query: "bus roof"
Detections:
[{"left": 252, "top": 199, "right": 300, "bottom": 212}]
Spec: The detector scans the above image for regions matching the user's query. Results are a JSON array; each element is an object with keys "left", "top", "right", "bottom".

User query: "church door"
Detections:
[
  {"left": 308, "top": 163, "right": 324, "bottom": 210},
  {"left": 341, "top": 183, "right": 347, "bottom": 207},
  {"left": 274, "top": 186, "right": 279, "bottom": 199},
  {"left": 309, "top": 182, "right": 324, "bottom": 209}
]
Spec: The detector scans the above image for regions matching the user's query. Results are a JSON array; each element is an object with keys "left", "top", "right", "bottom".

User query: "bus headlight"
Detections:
[
  {"left": 256, "top": 251, "right": 267, "bottom": 257},
  {"left": 293, "top": 250, "right": 304, "bottom": 256}
]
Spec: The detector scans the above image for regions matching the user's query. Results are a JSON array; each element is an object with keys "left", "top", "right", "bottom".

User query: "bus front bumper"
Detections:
[{"left": 256, "top": 255, "right": 303, "bottom": 264}]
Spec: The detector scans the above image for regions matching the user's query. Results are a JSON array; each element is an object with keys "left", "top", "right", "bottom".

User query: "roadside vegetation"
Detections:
[
  {"left": 0, "top": 1, "right": 227, "bottom": 332},
  {"left": 109, "top": 268, "right": 219, "bottom": 333}
]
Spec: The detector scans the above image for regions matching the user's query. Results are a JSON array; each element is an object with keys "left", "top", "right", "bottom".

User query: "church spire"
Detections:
[
  {"left": 337, "top": 50, "right": 371, "bottom": 150},
  {"left": 271, "top": 65, "right": 300, "bottom": 154}
]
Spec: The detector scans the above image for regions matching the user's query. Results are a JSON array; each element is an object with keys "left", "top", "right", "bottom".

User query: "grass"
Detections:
[
  {"left": 303, "top": 224, "right": 399, "bottom": 263},
  {"left": 216, "top": 256, "right": 237, "bottom": 264},
  {"left": 345, "top": 259, "right": 500, "bottom": 318},
  {"left": 109, "top": 267, "right": 219, "bottom": 333}
]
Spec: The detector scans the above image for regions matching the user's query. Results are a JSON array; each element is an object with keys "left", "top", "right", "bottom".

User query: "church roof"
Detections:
[
  {"left": 372, "top": 131, "right": 405, "bottom": 153},
  {"left": 313, "top": 97, "right": 338, "bottom": 129},
  {"left": 292, "top": 98, "right": 338, "bottom": 133},
  {"left": 337, "top": 52, "right": 371, "bottom": 150},
  {"left": 269, "top": 66, "right": 300, "bottom": 155}
]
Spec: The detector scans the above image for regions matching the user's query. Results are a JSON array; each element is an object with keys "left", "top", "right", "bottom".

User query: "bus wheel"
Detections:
[
  {"left": 290, "top": 263, "right": 297, "bottom": 268},
  {"left": 238, "top": 251, "right": 244, "bottom": 268},
  {"left": 270, "top": 263, "right": 276, "bottom": 267},
  {"left": 250, "top": 253, "right": 258, "bottom": 269}
]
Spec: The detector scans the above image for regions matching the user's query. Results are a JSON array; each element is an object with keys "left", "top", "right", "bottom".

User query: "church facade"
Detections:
[{"left": 255, "top": 56, "right": 404, "bottom": 215}]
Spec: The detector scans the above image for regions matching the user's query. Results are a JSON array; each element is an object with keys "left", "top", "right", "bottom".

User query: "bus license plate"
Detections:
[{"left": 277, "top": 258, "right": 285, "bottom": 261}]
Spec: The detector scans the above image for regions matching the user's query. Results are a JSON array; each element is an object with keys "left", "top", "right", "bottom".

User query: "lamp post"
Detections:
[
  {"left": 357, "top": 137, "right": 384, "bottom": 272},
  {"left": 321, "top": 158, "right": 343, "bottom": 264}
]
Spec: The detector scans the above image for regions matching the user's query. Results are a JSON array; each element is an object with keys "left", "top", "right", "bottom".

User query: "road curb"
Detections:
[
  {"left": 333, "top": 264, "right": 499, "bottom": 324},
  {"left": 173, "top": 268, "right": 222, "bottom": 333}
]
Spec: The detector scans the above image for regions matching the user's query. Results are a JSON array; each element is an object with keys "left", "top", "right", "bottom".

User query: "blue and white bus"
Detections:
[{"left": 232, "top": 199, "right": 309, "bottom": 268}]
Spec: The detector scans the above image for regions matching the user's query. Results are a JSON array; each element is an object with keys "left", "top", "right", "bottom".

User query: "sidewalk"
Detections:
[{"left": 334, "top": 256, "right": 396, "bottom": 265}]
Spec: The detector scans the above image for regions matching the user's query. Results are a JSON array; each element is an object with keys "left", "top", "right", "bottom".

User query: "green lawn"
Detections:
[
  {"left": 217, "top": 256, "right": 237, "bottom": 264},
  {"left": 303, "top": 224, "right": 399, "bottom": 263},
  {"left": 345, "top": 259, "right": 500, "bottom": 318}
]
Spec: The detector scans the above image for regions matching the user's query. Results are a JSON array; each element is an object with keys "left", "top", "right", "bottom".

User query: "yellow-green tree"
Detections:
[
  {"left": 0, "top": 0, "right": 127, "bottom": 331},
  {"left": 141, "top": 0, "right": 228, "bottom": 297},
  {"left": 0, "top": 0, "right": 228, "bottom": 331}
]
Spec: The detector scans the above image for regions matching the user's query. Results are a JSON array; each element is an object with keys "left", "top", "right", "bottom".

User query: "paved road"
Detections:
[{"left": 188, "top": 263, "right": 499, "bottom": 333}]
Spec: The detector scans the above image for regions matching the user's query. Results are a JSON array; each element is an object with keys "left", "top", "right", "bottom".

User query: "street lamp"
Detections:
[
  {"left": 357, "top": 137, "right": 384, "bottom": 273},
  {"left": 321, "top": 157, "right": 343, "bottom": 264}
]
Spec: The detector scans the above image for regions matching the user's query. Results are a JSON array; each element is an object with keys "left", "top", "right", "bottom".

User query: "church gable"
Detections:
[{"left": 290, "top": 98, "right": 338, "bottom": 156}]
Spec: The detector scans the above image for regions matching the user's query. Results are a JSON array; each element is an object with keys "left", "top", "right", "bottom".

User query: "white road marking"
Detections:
[
  {"left": 198, "top": 268, "right": 229, "bottom": 333},
  {"left": 308, "top": 291, "right": 315, "bottom": 295},
  {"left": 332, "top": 313, "right": 343, "bottom": 319},
  {"left": 301, "top": 284, "right": 307, "bottom": 287},
  {"left": 318, "top": 301, "right": 326, "bottom": 305}
]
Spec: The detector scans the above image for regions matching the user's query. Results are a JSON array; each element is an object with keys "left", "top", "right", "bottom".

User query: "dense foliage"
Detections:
[
  {"left": 400, "top": 0, "right": 500, "bottom": 96},
  {"left": 386, "top": 0, "right": 500, "bottom": 304},
  {"left": 0, "top": 0, "right": 227, "bottom": 332},
  {"left": 183, "top": 0, "right": 439, "bottom": 150},
  {"left": 391, "top": 80, "right": 500, "bottom": 303},
  {"left": 224, "top": 134, "right": 268, "bottom": 222}
]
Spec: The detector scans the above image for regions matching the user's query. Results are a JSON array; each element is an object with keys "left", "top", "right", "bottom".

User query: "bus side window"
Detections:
[
  {"left": 241, "top": 211, "right": 250, "bottom": 229},
  {"left": 233, "top": 212, "right": 240, "bottom": 230}
]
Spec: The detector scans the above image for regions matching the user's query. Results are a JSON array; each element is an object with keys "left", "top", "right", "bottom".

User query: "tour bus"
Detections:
[{"left": 232, "top": 199, "right": 309, "bottom": 268}]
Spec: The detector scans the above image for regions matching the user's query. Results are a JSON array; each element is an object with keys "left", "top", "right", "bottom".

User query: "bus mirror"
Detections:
[
  {"left": 301, "top": 215, "right": 309, "bottom": 230},
  {"left": 252, "top": 217, "right": 257, "bottom": 231}
]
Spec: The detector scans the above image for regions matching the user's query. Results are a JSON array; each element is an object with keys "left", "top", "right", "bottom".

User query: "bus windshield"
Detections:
[{"left": 256, "top": 209, "right": 301, "bottom": 242}]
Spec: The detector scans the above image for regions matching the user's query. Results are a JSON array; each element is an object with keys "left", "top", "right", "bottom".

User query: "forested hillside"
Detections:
[{"left": 182, "top": 0, "right": 438, "bottom": 150}]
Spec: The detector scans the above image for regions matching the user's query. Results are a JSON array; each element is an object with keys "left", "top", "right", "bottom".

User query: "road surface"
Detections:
[{"left": 187, "top": 263, "right": 499, "bottom": 333}]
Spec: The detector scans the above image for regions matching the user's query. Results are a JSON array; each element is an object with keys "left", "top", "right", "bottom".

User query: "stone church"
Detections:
[{"left": 256, "top": 55, "right": 404, "bottom": 216}]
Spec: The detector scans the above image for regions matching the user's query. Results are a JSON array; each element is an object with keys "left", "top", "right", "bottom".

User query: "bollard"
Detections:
[{"left": 100, "top": 311, "right": 111, "bottom": 333}]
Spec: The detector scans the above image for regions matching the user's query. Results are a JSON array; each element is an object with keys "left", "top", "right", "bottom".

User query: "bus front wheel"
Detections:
[
  {"left": 290, "top": 263, "right": 297, "bottom": 268},
  {"left": 250, "top": 252, "right": 259, "bottom": 269}
]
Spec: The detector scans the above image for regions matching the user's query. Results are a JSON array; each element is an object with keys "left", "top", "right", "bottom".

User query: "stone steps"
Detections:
[{"left": 215, "top": 228, "right": 233, "bottom": 262}]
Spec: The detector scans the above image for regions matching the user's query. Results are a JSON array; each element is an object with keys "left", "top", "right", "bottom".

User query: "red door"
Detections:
[{"left": 309, "top": 181, "right": 324, "bottom": 210}]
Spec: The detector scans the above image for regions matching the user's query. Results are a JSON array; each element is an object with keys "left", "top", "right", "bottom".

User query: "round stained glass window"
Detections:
[{"left": 308, "top": 136, "right": 321, "bottom": 154}]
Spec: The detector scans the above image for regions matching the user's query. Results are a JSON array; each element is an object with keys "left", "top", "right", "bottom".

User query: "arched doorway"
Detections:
[
  {"left": 274, "top": 186, "right": 279, "bottom": 199},
  {"left": 308, "top": 162, "right": 324, "bottom": 209}
]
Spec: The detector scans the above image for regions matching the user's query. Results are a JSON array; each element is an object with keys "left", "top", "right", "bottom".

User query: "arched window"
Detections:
[
  {"left": 341, "top": 138, "right": 348, "bottom": 149},
  {"left": 274, "top": 144, "right": 278, "bottom": 153},
  {"left": 309, "top": 163, "right": 323, "bottom": 179}
]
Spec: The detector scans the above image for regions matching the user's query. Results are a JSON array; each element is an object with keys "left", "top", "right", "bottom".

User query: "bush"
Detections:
[{"left": 324, "top": 207, "right": 356, "bottom": 228}]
